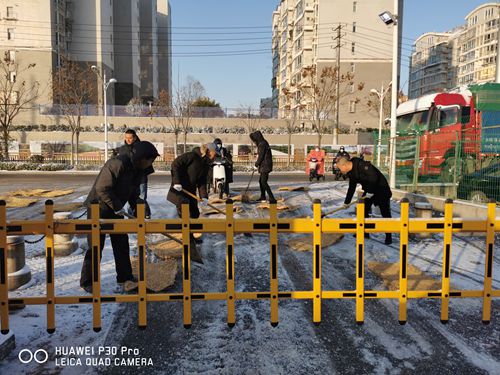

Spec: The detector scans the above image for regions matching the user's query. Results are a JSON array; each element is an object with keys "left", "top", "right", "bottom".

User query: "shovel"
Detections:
[
  {"left": 321, "top": 200, "right": 357, "bottom": 218},
  {"left": 119, "top": 210, "right": 203, "bottom": 263},
  {"left": 181, "top": 189, "right": 226, "bottom": 215},
  {"left": 241, "top": 169, "right": 256, "bottom": 203}
]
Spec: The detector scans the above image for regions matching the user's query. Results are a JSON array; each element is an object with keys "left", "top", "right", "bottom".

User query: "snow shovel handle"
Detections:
[
  {"left": 181, "top": 189, "right": 226, "bottom": 215},
  {"left": 243, "top": 169, "right": 256, "bottom": 196},
  {"left": 321, "top": 200, "right": 357, "bottom": 218},
  {"left": 119, "top": 211, "right": 183, "bottom": 244}
]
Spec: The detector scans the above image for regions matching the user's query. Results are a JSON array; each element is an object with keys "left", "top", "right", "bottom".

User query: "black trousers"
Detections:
[
  {"left": 364, "top": 197, "right": 392, "bottom": 240},
  {"left": 80, "top": 209, "right": 133, "bottom": 287},
  {"left": 259, "top": 171, "right": 275, "bottom": 201},
  {"left": 175, "top": 196, "right": 200, "bottom": 219}
]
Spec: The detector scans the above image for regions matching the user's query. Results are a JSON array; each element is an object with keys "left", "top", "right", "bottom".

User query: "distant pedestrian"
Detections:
[
  {"left": 336, "top": 156, "right": 393, "bottom": 244},
  {"left": 250, "top": 130, "right": 275, "bottom": 203},
  {"left": 80, "top": 141, "right": 159, "bottom": 293},
  {"left": 118, "top": 129, "right": 153, "bottom": 219}
]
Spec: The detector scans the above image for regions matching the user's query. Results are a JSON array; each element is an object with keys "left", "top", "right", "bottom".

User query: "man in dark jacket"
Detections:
[
  {"left": 166, "top": 143, "right": 217, "bottom": 263},
  {"left": 249, "top": 130, "right": 275, "bottom": 203},
  {"left": 336, "top": 156, "right": 393, "bottom": 245},
  {"left": 80, "top": 141, "right": 159, "bottom": 293},
  {"left": 117, "top": 129, "right": 152, "bottom": 218}
]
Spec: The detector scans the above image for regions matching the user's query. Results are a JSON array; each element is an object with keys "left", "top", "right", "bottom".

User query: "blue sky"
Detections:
[{"left": 170, "top": 0, "right": 498, "bottom": 108}]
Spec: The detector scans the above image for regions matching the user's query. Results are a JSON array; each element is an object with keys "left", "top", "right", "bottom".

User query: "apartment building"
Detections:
[
  {"left": 408, "top": 2, "right": 499, "bottom": 98},
  {"left": 408, "top": 31, "right": 463, "bottom": 99},
  {"left": 457, "top": 3, "right": 499, "bottom": 86},
  {"left": 272, "top": 0, "right": 402, "bottom": 133},
  {"left": 0, "top": 0, "right": 172, "bottom": 106},
  {"left": 0, "top": 0, "right": 72, "bottom": 104}
]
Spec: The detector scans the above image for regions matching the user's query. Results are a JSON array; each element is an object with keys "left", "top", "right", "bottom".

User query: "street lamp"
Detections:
[
  {"left": 91, "top": 65, "right": 117, "bottom": 162},
  {"left": 370, "top": 83, "right": 391, "bottom": 167},
  {"left": 378, "top": 2, "right": 399, "bottom": 188}
]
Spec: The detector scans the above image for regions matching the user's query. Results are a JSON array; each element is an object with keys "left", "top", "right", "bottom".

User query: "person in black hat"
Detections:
[
  {"left": 336, "top": 156, "right": 393, "bottom": 245},
  {"left": 80, "top": 141, "right": 159, "bottom": 293},
  {"left": 249, "top": 130, "right": 275, "bottom": 203},
  {"left": 117, "top": 129, "right": 153, "bottom": 219},
  {"left": 167, "top": 143, "right": 217, "bottom": 263}
]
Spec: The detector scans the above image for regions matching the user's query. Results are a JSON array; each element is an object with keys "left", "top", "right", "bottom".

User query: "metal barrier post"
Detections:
[
  {"left": 90, "top": 202, "right": 102, "bottom": 332},
  {"left": 0, "top": 200, "right": 8, "bottom": 334},
  {"left": 181, "top": 203, "right": 192, "bottom": 328},
  {"left": 136, "top": 201, "right": 147, "bottom": 329},
  {"left": 269, "top": 199, "right": 279, "bottom": 327},
  {"left": 313, "top": 199, "right": 322, "bottom": 324},
  {"left": 398, "top": 199, "right": 410, "bottom": 324},
  {"left": 225, "top": 199, "right": 236, "bottom": 327},
  {"left": 45, "top": 200, "right": 56, "bottom": 333},
  {"left": 440, "top": 199, "right": 453, "bottom": 323},
  {"left": 355, "top": 200, "right": 366, "bottom": 325},
  {"left": 482, "top": 199, "right": 496, "bottom": 324}
]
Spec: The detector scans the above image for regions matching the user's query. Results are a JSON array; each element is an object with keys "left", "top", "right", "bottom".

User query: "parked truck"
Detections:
[{"left": 395, "top": 83, "right": 500, "bottom": 182}]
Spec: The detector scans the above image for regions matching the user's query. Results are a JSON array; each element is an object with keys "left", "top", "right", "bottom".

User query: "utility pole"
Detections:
[{"left": 333, "top": 24, "right": 342, "bottom": 146}]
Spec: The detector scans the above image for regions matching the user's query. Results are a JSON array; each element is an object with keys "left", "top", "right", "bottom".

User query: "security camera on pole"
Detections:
[
  {"left": 378, "top": 2, "right": 399, "bottom": 189},
  {"left": 91, "top": 65, "right": 117, "bottom": 162}
]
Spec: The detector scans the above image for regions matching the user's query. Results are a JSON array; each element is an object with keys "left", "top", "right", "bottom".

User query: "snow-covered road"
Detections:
[{"left": 1, "top": 181, "right": 499, "bottom": 374}]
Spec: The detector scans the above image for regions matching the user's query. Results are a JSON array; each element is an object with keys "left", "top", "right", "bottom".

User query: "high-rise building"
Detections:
[
  {"left": 457, "top": 3, "right": 499, "bottom": 86},
  {"left": 113, "top": 0, "right": 141, "bottom": 105},
  {"left": 408, "top": 3, "right": 499, "bottom": 99},
  {"left": 0, "top": 0, "right": 73, "bottom": 105},
  {"left": 0, "top": 0, "right": 172, "bottom": 106},
  {"left": 272, "top": 0, "right": 402, "bottom": 132}
]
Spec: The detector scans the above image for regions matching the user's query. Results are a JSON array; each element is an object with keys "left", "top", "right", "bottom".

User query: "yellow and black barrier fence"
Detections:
[{"left": 0, "top": 197, "right": 498, "bottom": 334}]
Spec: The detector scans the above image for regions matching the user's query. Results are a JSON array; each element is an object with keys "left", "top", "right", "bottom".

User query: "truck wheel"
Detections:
[{"left": 468, "top": 190, "right": 488, "bottom": 204}]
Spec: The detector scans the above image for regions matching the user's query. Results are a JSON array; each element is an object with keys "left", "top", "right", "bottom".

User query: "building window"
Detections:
[
  {"left": 350, "top": 62, "right": 355, "bottom": 73},
  {"left": 6, "top": 6, "right": 15, "bottom": 19},
  {"left": 351, "top": 42, "right": 355, "bottom": 54},
  {"left": 111, "top": 52, "right": 113, "bottom": 61},
  {"left": 349, "top": 101, "right": 356, "bottom": 113},
  {"left": 6, "top": 50, "right": 15, "bottom": 62},
  {"left": 349, "top": 83, "right": 355, "bottom": 93},
  {"left": 7, "top": 28, "right": 14, "bottom": 40},
  {"left": 353, "top": 1, "right": 357, "bottom": 12},
  {"left": 110, "top": 34, "right": 113, "bottom": 43},
  {"left": 9, "top": 71, "right": 16, "bottom": 83},
  {"left": 352, "top": 22, "right": 356, "bottom": 33}
]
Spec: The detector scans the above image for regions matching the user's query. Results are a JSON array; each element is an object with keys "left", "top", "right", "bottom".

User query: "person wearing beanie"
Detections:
[
  {"left": 80, "top": 141, "right": 159, "bottom": 293},
  {"left": 249, "top": 130, "right": 275, "bottom": 203},
  {"left": 166, "top": 143, "right": 217, "bottom": 263}
]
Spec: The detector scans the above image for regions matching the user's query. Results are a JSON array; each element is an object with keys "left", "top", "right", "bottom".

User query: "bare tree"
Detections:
[
  {"left": 178, "top": 76, "right": 205, "bottom": 153},
  {"left": 294, "top": 65, "right": 363, "bottom": 147},
  {"left": 125, "top": 97, "right": 145, "bottom": 117},
  {"left": 52, "top": 59, "right": 96, "bottom": 165},
  {"left": 154, "top": 89, "right": 181, "bottom": 157},
  {"left": 0, "top": 57, "right": 40, "bottom": 159}
]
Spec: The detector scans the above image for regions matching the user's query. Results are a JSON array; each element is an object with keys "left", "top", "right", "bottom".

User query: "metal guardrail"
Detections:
[{"left": 0, "top": 199, "right": 498, "bottom": 333}]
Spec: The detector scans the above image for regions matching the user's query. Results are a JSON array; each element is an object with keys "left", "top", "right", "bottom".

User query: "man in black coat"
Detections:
[
  {"left": 166, "top": 144, "right": 217, "bottom": 263},
  {"left": 117, "top": 129, "right": 152, "bottom": 218},
  {"left": 336, "top": 156, "right": 393, "bottom": 244},
  {"left": 249, "top": 130, "right": 275, "bottom": 203},
  {"left": 80, "top": 141, "right": 159, "bottom": 293}
]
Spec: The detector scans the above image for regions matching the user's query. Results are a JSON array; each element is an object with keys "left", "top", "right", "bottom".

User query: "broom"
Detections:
[{"left": 241, "top": 169, "right": 256, "bottom": 203}]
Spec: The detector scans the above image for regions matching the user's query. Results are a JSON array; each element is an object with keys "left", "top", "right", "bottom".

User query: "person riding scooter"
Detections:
[
  {"left": 333, "top": 146, "right": 350, "bottom": 180},
  {"left": 306, "top": 146, "right": 325, "bottom": 181},
  {"left": 208, "top": 138, "right": 233, "bottom": 198}
]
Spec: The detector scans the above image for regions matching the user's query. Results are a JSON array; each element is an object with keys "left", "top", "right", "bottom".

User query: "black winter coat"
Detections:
[
  {"left": 344, "top": 157, "right": 392, "bottom": 205},
  {"left": 117, "top": 139, "right": 154, "bottom": 179},
  {"left": 84, "top": 154, "right": 143, "bottom": 213},
  {"left": 167, "top": 148, "right": 209, "bottom": 206},
  {"left": 250, "top": 130, "right": 272, "bottom": 173}
]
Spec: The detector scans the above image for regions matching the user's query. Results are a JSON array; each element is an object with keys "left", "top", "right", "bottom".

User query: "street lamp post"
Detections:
[
  {"left": 91, "top": 65, "right": 117, "bottom": 162},
  {"left": 379, "top": 1, "right": 399, "bottom": 188},
  {"left": 370, "top": 83, "right": 391, "bottom": 167}
]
